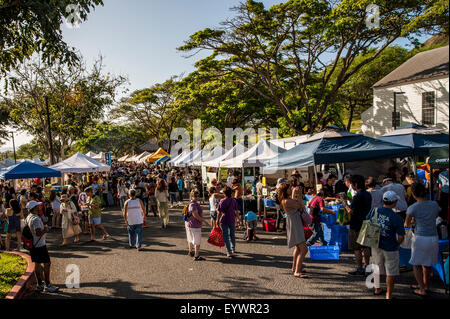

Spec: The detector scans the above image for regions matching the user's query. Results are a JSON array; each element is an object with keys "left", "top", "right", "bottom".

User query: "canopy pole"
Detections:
[
  {"left": 313, "top": 163, "right": 319, "bottom": 191},
  {"left": 411, "top": 157, "right": 417, "bottom": 177}
]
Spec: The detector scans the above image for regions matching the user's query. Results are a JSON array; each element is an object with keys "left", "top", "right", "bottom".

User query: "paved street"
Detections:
[{"left": 26, "top": 204, "right": 447, "bottom": 299}]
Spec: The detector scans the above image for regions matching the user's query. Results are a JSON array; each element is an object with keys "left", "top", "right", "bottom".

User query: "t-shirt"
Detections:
[
  {"left": 381, "top": 183, "right": 407, "bottom": 212},
  {"left": 217, "top": 198, "right": 238, "bottom": 226},
  {"left": 349, "top": 190, "right": 372, "bottom": 231},
  {"left": 87, "top": 196, "right": 102, "bottom": 218},
  {"left": 256, "top": 182, "right": 263, "bottom": 196},
  {"left": 323, "top": 184, "right": 335, "bottom": 197},
  {"left": 177, "top": 179, "right": 183, "bottom": 191},
  {"left": 406, "top": 201, "right": 440, "bottom": 237},
  {"left": 26, "top": 214, "right": 46, "bottom": 248},
  {"left": 309, "top": 195, "right": 325, "bottom": 223},
  {"left": 187, "top": 201, "right": 203, "bottom": 229},
  {"left": 209, "top": 195, "right": 218, "bottom": 213},
  {"left": 438, "top": 171, "right": 449, "bottom": 194},
  {"left": 227, "top": 176, "right": 234, "bottom": 188},
  {"left": 51, "top": 196, "right": 61, "bottom": 211},
  {"left": 79, "top": 192, "right": 88, "bottom": 211},
  {"left": 368, "top": 189, "right": 383, "bottom": 209},
  {"left": 369, "top": 207, "right": 405, "bottom": 251},
  {"left": 244, "top": 211, "right": 258, "bottom": 222}
]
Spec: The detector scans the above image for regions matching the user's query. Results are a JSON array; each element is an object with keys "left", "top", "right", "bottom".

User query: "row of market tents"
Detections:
[
  {"left": 117, "top": 148, "right": 170, "bottom": 164},
  {"left": 166, "top": 124, "right": 448, "bottom": 174}
]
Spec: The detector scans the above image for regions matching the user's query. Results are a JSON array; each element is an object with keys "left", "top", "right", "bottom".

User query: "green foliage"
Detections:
[
  {"left": 73, "top": 122, "right": 147, "bottom": 157},
  {"left": 0, "top": 253, "right": 28, "bottom": 299},
  {"left": 0, "top": 0, "right": 104, "bottom": 75},
  {"left": 2, "top": 55, "right": 127, "bottom": 161},
  {"left": 178, "top": 0, "right": 448, "bottom": 134},
  {"left": 15, "top": 138, "right": 47, "bottom": 159}
]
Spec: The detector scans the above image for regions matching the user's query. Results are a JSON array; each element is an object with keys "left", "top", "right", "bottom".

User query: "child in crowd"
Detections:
[
  {"left": 244, "top": 211, "right": 258, "bottom": 242},
  {"left": 306, "top": 190, "right": 336, "bottom": 246}
]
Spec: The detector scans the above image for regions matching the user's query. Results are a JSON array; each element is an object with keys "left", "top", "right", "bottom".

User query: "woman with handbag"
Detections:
[
  {"left": 60, "top": 194, "right": 81, "bottom": 246},
  {"left": 278, "top": 182, "right": 309, "bottom": 278},
  {"left": 405, "top": 182, "right": 441, "bottom": 297}
]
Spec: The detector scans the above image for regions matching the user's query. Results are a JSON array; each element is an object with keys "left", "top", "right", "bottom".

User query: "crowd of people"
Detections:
[{"left": 0, "top": 161, "right": 448, "bottom": 298}]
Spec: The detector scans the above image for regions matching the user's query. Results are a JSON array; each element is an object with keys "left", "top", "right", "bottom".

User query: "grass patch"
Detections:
[{"left": 0, "top": 253, "right": 28, "bottom": 299}]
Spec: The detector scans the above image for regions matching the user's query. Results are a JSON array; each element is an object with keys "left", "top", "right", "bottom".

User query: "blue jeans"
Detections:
[
  {"left": 222, "top": 224, "right": 236, "bottom": 254},
  {"left": 169, "top": 192, "right": 178, "bottom": 205},
  {"left": 306, "top": 222, "right": 327, "bottom": 246},
  {"left": 127, "top": 224, "right": 143, "bottom": 248}
]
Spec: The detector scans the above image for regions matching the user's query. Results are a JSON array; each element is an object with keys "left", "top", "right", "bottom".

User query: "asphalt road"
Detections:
[{"left": 22, "top": 204, "right": 447, "bottom": 299}]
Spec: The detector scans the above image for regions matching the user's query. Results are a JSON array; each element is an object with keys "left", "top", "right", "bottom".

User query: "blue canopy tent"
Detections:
[
  {"left": 378, "top": 123, "right": 449, "bottom": 157},
  {"left": 264, "top": 129, "right": 413, "bottom": 184},
  {"left": 1, "top": 161, "right": 61, "bottom": 180},
  {"left": 154, "top": 156, "right": 170, "bottom": 165}
]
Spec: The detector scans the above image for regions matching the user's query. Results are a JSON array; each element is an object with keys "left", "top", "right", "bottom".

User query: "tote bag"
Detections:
[
  {"left": 400, "top": 228, "right": 414, "bottom": 249},
  {"left": 356, "top": 208, "right": 381, "bottom": 248},
  {"left": 300, "top": 208, "right": 312, "bottom": 226}
]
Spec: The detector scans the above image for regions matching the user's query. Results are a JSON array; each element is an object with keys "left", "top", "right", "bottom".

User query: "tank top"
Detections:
[{"left": 126, "top": 198, "right": 143, "bottom": 225}]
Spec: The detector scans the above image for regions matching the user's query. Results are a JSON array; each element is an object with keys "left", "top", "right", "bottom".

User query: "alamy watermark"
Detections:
[
  {"left": 65, "top": 264, "right": 80, "bottom": 289},
  {"left": 365, "top": 264, "right": 381, "bottom": 289}
]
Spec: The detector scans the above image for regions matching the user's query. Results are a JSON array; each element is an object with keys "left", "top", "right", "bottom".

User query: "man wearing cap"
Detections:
[
  {"left": 25, "top": 201, "right": 59, "bottom": 293},
  {"left": 381, "top": 177, "right": 407, "bottom": 220},
  {"left": 368, "top": 191, "right": 405, "bottom": 299}
]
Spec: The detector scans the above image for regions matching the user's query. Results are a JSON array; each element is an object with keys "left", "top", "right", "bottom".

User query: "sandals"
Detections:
[
  {"left": 410, "top": 285, "right": 429, "bottom": 293},
  {"left": 102, "top": 234, "right": 110, "bottom": 240},
  {"left": 373, "top": 289, "right": 385, "bottom": 296},
  {"left": 412, "top": 289, "right": 427, "bottom": 298},
  {"left": 294, "top": 273, "right": 309, "bottom": 278}
]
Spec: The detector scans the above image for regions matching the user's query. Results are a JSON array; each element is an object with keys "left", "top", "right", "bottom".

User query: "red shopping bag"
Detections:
[
  {"left": 208, "top": 226, "right": 225, "bottom": 248},
  {"left": 304, "top": 226, "right": 313, "bottom": 241}
]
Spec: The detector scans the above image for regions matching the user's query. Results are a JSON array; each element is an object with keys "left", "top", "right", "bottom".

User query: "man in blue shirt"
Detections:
[
  {"left": 176, "top": 175, "right": 184, "bottom": 205},
  {"left": 437, "top": 168, "right": 449, "bottom": 221},
  {"left": 369, "top": 191, "right": 405, "bottom": 299}
]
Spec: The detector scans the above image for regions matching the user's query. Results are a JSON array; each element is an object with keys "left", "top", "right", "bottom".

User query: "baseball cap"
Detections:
[
  {"left": 383, "top": 191, "right": 400, "bottom": 202},
  {"left": 26, "top": 201, "right": 42, "bottom": 210}
]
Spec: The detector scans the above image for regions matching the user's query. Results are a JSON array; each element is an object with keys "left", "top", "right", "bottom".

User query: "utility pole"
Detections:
[
  {"left": 11, "top": 132, "right": 16, "bottom": 164},
  {"left": 45, "top": 96, "right": 55, "bottom": 165}
]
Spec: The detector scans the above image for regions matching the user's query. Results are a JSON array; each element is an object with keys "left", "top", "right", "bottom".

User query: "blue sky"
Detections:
[{"left": 1, "top": 0, "right": 427, "bottom": 151}]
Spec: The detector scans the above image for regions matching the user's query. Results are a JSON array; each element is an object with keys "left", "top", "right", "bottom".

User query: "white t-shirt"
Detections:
[
  {"left": 209, "top": 195, "right": 218, "bottom": 213},
  {"left": 51, "top": 196, "right": 61, "bottom": 212},
  {"left": 26, "top": 214, "right": 46, "bottom": 247},
  {"left": 79, "top": 192, "right": 88, "bottom": 211},
  {"left": 126, "top": 199, "right": 144, "bottom": 225},
  {"left": 227, "top": 176, "right": 234, "bottom": 187}
]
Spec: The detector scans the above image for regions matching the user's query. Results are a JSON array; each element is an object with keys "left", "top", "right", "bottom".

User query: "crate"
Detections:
[
  {"left": 320, "top": 213, "right": 337, "bottom": 227},
  {"left": 329, "top": 225, "right": 349, "bottom": 251},
  {"left": 263, "top": 219, "right": 276, "bottom": 232},
  {"left": 308, "top": 245, "right": 340, "bottom": 260},
  {"left": 264, "top": 199, "right": 276, "bottom": 207}
]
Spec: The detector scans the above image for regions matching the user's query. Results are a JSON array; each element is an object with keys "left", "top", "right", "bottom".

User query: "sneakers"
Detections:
[
  {"left": 348, "top": 268, "right": 366, "bottom": 276},
  {"left": 36, "top": 284, "right": 45, "bottom": 292}
]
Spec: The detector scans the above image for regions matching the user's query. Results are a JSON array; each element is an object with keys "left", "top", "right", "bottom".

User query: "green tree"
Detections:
[
  {"left": 179, "top": 0, "right": 448, "bottom": 134},
  {"left": 73, "top": 122, "right": 147, "bottom": 157},
  {"left": 0, "top": 0, "right": 103, "bottom": 75},
  {"left": 2, "top": 56, "right": 127, "bottom": 162},
  {"left": 15, "top": 139, "right": 47, "bottom": 159},
  {"left": 114, "top": 78, "right": 184, "bottom": 150}
]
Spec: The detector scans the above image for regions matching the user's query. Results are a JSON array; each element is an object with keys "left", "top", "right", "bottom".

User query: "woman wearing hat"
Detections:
[{"left": 60, "top": 194, "right": 81, "bottom": 246}]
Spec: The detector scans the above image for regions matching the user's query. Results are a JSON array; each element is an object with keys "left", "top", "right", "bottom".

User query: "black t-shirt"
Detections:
[
  {"left": 335, "top": 180, "right": 347, "bottom": 194},
  {"left": 168, "top": 182, "right": 178, "bottom": 193},
  {"left": 349, "top": 190, "right": 372, "bottom": 231},
  {"left": 323, "top": 184, "right": 335, "bottom": 197}
]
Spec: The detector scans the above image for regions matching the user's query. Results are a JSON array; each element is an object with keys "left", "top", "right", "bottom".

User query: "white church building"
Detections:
[{"left": 362, "top": 45, "right": 449, "bottom": 138}]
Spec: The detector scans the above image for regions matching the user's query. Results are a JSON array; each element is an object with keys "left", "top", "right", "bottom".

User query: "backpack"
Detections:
[
  {"left": 182, "top": 201, "right": 193, "bottom": 222},
  {"left": 22, "top": 216, "right": 43, "bottom": 250}
]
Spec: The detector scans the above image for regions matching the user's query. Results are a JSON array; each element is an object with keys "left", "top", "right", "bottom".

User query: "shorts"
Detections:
[
  {"left": 348, "top": 229, "right": 367, "bottom": 251},
  {"left": 210, "top": 211, "right": 218, "bottom": 220},
  {"left": 372, "top": 248, "right": 400, "bottom": 276},
  {"left": 185, "top": 226, "right": 202, "bottom": 246},
  {"left": 89, "top": 217, "right": 102, "bottom": 225},
  {"left": 30, "top": 245, "right": 51, "bottom": 264},
  {"left": 246, "top": 220, "right": 257, "bottom": 230}
]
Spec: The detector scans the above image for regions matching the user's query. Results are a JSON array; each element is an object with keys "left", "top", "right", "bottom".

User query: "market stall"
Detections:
[
  {"left": 144, "top": 148, "right": 170, "bottom": 163},
  {"left": 50, "top": 152, "right": 111, "bottom": 173}
]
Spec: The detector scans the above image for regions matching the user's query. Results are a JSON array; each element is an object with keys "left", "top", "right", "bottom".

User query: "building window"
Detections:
[
  {"left": 392, "top": 111, "right": 401, "bottom": 128},
  {"left": 422, "top": 91, "right": 435, "bottom": 125}
]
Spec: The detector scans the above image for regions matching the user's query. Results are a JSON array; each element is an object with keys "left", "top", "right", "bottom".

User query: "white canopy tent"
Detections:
[
  {"left": 192, "top": 145, "right": 225, "bottom": 166},
  {"left": 168, "top": 151, "right": 188, "bottom": 165},
  {"left": 270, "top": 135, "right": 310, "bottom": 150},
  {"left": 50, "top": 152, "right": 110, "bottom": 173},
  {"left": 0, "top": 158, "right": 16, "bottom": 168},
  {"left": 136, "top": 151, "right": 152, "bottom": 163},
  {"left": 202, "top": 143, "right": 247, "bottom": 168},
  {"left": 174, "top": 150, "right": 201, "bottom": 167},
  {"left": 18, "top": 158, "right": 47, "bottom": 166},
  {"left": 187, "top": 150, "right": 211, "bottom": 167},
  {"left": 117, "top": 154, "right": 130, "bottom": 162},
  {"left": 219, "top": 139, "right": 286, "bottom": 168},
  {"left": 91, "top": 152, "right": 106, "bottom": 162},
  {"left": 85, "top": 151, "right": 98, "bottom": 158}
]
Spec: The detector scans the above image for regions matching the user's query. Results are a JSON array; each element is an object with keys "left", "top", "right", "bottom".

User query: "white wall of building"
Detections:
[{"left": 362, "top": 75, "right": 449, "bottom": 138}]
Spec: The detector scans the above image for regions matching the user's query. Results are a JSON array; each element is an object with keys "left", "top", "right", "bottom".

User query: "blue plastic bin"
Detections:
[
  {"left": 329, "top": 225, "right": 349, "bottom": 251},
  {"left": 264, "top": 199, "right": 275, "bottom": 207},
  {"left": 320, "top": 213, "right": 337, "bottom": 226},
  {"left": 308, "top": 245, "right": 340, "bottom": 260}
]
